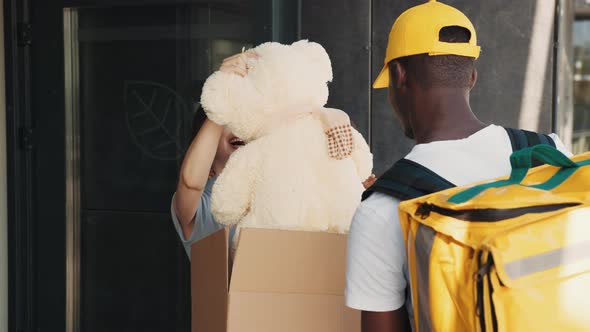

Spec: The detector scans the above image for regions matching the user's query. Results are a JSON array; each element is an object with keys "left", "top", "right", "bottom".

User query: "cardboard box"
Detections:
[{"left": 191, "top": 227, "right": 360, "bottom": 332}]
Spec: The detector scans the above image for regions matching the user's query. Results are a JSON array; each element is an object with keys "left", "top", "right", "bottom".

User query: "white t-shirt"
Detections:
[{"left": 345, "top": 125, "right": 571, "bottom": 317}]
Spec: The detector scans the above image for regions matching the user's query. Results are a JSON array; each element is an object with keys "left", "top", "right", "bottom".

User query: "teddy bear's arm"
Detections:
[
  {"left": 210, "top": 146, "right": 258, "bottom": 226},
  {"left": 350, "top": 128, "right": 373, "bottom": 181}
]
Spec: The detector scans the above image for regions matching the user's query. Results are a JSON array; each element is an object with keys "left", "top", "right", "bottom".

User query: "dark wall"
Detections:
[
  {"left": 302, "top": 0, "right": 556, "bottom": 175},
  {"left": 300, "top": 0, "right": 372, "bottom": 140}
]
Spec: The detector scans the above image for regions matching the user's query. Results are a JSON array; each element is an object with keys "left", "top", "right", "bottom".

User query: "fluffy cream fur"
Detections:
[{"left": 201, "top": 40, "right": 373, "bottom": 236}]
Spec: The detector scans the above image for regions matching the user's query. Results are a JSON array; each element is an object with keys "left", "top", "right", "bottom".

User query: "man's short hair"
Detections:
[{"left": 389, "top": 26, "right": 475, "bottom": 89}]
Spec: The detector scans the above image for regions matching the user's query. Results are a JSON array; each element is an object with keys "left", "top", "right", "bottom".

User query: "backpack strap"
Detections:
[
  {"left": 504, "top": 127, "right": 556, "bottom": 167},
  {"left": 362, "top": 159, "right": 455, "bottom": 201},
  {"left": 504, "top": 127, "right": 555, "bottom": 151},
  {"left": 364, "top": 128, "right": 557, "bottom": 202}
]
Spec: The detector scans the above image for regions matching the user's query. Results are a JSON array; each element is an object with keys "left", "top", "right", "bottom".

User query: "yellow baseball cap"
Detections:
[{"left": 373, "top": 0, "right": 481, "bottom": 89}]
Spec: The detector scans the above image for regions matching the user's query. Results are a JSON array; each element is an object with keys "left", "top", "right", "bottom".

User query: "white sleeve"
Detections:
[
  {"left": 345, "top": 193, "right": 408, "bottom": 312},
  {"left": 549, "top": 133, "right": 573, "bottom": 157}
]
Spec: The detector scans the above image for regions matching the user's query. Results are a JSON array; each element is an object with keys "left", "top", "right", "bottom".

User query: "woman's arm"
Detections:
[
  {"left": 173, "top": 50, "right": 258, "bottom": 240},
  {"left": 174, "top": 119, "right": 223, "bottom": 239}
]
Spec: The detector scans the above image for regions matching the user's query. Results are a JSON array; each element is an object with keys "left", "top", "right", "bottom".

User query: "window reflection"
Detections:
[
  {"left": 573, "top": 3, "right": 590, "bottom": 153},
  {"left": 575, "top": 20, "right": 590, "bottom": 152}
]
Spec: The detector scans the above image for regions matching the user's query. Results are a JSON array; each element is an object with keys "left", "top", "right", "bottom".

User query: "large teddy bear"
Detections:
[{"left": 200, "top": 40, "right": 373, "bottom": 237}]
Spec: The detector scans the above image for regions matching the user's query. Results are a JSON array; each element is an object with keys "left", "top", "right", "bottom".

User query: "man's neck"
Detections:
[{"left": 411, "top": 89, "right": 486, "bottom": 144}]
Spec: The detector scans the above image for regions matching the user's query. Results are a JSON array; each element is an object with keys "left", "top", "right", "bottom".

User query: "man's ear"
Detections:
[
  {"left": 469, "top": 67, "right": 477, "bottom": 90},
  {"left": 390, "top": 61, "right": 407, "bottom": 89}
]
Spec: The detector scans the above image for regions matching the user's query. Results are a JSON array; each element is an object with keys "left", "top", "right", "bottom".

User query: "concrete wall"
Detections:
[
  {"left": 302, "top": 0, "right": 559, "bottom": 175},
  {"left": 555, "top": 0, "right": 575, "bottom": 149},
  {"left": 0, "top": 0, "right": 8, "bottom": 330}
]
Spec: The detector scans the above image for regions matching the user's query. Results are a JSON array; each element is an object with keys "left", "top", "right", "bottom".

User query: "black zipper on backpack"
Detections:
[
  {"left": 488, "top": 268, "right": 498, "bottom": 332},
  {"left": 476, "top": 252, "right": 491, "bottom": 332},
  {"left": 476, "top": 253, "right": 498, "bottom": 332},
  {"left": 414, "top": 202, "right": 579, "bottom": 222}
]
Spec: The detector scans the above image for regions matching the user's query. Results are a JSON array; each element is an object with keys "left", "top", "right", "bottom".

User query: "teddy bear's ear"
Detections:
[
  {"left": 201, "top": 70, "right": 262, "bottom": 126},
  {"left": 291, "top": 40, "right": 333, "bottom": 84},
  {"left": 200, "top": 71, "right": 235, "bottom": 125}
]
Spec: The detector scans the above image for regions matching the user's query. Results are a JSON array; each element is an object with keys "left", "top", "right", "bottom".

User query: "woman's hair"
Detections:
[{"left": 191, "top": 105, "right": 208, "bottom": 137}]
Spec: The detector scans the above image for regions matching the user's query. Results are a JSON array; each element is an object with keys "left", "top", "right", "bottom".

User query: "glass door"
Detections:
[{"left": 61, "top": 2, "right": 298, "bottom": 331}]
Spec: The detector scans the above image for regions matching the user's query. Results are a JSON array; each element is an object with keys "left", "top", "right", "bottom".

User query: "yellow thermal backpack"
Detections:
[
  {"left": 394, "top": 145, "right": 590, "bottom": 332},
  {"left": 363, "top": 128, "right": 589, "bottom": 331}
]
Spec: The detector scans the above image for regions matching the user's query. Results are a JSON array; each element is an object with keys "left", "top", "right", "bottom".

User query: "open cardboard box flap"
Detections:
[{"left": 192, "top": 227, "right": 360, "bottom": 332}]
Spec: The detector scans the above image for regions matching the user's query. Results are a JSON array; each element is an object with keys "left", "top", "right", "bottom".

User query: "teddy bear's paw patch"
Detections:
[{"left": 325, "top": 124, "right": 354, "bottom": 160}]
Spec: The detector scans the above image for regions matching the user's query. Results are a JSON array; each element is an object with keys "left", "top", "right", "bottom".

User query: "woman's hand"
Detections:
[
  {"left": 363, "top": 174, "right": 377, "bottom": 189},
  {"left": 219, "top": 51, "right": 259, "bottom": 76}
]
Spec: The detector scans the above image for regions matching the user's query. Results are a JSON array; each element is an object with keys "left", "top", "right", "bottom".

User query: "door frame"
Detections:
[{"left": 4, "top": 0, "right": 38, "bottom": 331}]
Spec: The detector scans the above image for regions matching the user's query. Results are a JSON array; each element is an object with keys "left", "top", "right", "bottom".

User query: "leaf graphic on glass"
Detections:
[{"left": 124, "top": 80, "right": 189, "bottom": 161}]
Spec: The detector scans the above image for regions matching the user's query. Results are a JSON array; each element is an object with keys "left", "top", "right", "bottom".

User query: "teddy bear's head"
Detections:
[{"left": 200, "top": 40, "right": 333, "bottom": 142}]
